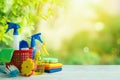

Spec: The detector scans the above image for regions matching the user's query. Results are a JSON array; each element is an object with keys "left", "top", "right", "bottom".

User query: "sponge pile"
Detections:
[{"left": 43, "top": 58, "right": 62, "bottom": 73}]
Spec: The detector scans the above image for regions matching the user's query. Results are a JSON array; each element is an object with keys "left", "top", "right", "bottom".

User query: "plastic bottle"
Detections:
[
  {"left": 5, "top": 22, "right": 20, "bottom": 50},
  {"left": 30, "top": 33, "right": 49, "bottom": 59},
  {"left": 34, "top": 51, "right": 45, "bottom": 75},
  {"left": 14, "top": 35, "right": 20, "bottom": 50},
  {"left": 30, "top": 33, "right": 43, "bottom": 59}
]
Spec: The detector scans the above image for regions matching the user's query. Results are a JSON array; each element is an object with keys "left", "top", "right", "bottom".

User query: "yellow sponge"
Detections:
[{"left": 43, "top": 63, "right": 62, "bottom": 68}]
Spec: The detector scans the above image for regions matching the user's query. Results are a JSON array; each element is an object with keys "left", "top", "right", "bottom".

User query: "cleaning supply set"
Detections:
[{"left": 0, "top": 22, "right": 62, "bottom": 77}]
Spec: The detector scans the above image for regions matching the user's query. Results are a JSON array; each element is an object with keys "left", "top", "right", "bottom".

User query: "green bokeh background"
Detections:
[{"left": 0, "top": 0, "right": 120, "bottom": 65}]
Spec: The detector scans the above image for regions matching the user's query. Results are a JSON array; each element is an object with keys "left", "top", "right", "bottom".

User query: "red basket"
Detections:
[{"left": 6, "top": 48, "right": 33, "bottom": 71}]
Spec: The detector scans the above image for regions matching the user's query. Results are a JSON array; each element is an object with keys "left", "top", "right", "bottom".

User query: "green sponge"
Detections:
[
  {"left": 0, "top": 48, "right": 15, "bottom": 63},
  {"left": 43, "top": 58, "right": 58, "bottom": 63}
]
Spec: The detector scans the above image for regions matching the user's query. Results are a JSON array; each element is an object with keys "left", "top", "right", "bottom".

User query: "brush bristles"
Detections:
[{"left": 5, "top": 65, "right": 19, "bottom": 74}]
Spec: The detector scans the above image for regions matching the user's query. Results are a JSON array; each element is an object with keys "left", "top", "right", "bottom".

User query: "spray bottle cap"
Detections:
[
  {"left": 5, "top": 22, "right": 20, "bottom": 35},
  {"left": 31, "top": 33, "right": 43, "bottom": 48}
]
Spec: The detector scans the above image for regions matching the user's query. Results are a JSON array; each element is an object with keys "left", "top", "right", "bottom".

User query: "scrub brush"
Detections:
[
  {"left": 0, "top": 62, "right": 6, "bottom": 74},
  {"left": 5, "top": 65, "right": 19, "bottom": 77}
]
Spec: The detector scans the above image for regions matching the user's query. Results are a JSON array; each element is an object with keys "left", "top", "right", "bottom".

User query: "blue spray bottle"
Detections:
[
  {"left": 30, "top": 33, "right": 43, "bottom": 59},
  {"left": 5, "top": 22, "right": 20, "bottom": 50}
]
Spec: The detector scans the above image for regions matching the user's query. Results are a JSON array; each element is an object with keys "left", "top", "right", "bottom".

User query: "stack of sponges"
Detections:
[{"left": 43, "top": 58, "right": 62, "bottom": 73}]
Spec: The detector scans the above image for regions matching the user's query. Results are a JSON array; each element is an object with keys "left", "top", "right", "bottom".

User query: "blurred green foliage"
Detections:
[
  {"left": 49, "top": 4, "right": 120, "bottom": 65},
  {"left": 0, "top": 0, "right": 67, "bottom": 46}
]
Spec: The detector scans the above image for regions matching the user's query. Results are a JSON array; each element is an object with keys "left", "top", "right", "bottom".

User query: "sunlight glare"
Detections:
[{"left": 95, "top": 22, "right": 104, "bottom": 31}]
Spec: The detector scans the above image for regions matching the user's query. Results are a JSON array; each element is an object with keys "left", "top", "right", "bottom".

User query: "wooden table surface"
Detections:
[{"left": 0, "top": 65, "right": 120, "bottom": 80}]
